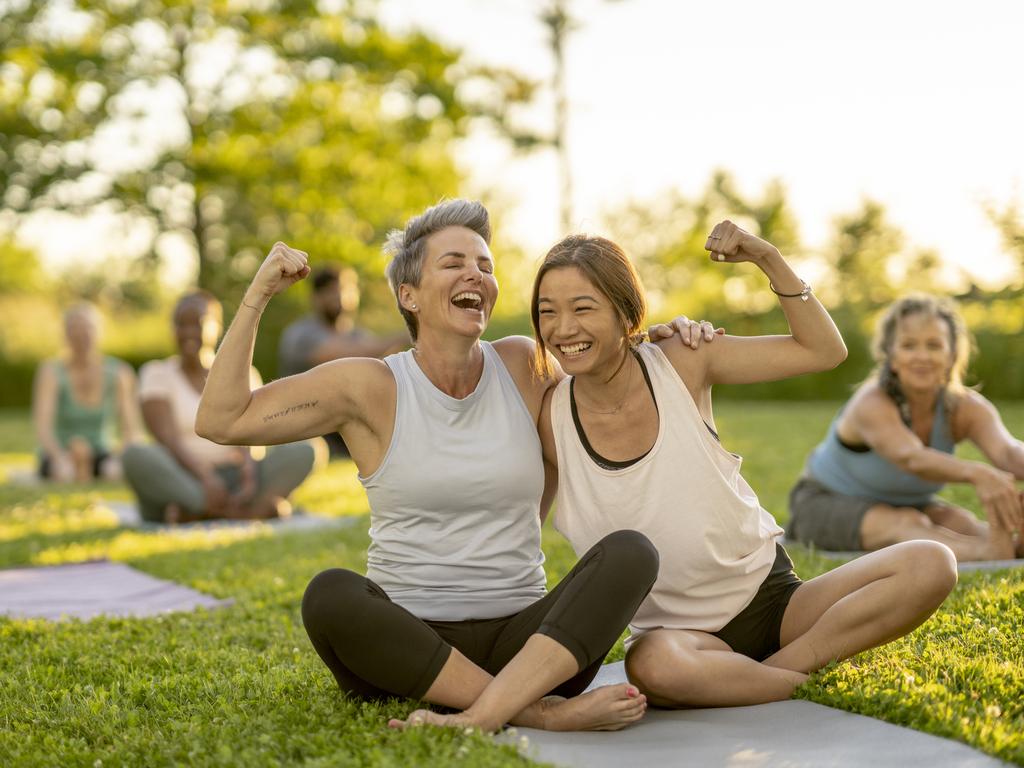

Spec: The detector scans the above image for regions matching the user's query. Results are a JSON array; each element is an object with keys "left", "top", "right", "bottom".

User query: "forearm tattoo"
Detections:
[{"left": 262, "top": 400, "right": 319, "bottom": 423}]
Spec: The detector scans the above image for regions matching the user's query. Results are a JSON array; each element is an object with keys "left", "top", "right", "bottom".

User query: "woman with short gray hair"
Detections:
[{"left": 197, "top": 199, "right": 710, "bottom": 733}]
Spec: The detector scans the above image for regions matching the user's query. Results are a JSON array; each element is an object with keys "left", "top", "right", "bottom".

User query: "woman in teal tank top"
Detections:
[
  {"left": 788, "top": 295, "right": 1024, "bottom": 561},
  {"left": 32, "top": 303, "right": 141, "bottom": 482}
]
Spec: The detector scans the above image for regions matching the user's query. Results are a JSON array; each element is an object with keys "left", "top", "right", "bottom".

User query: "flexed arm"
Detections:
[
  {"left": 196, "top": 243, "right": 383, "bottom": 447},
  {"left": 699, "top": 221, "right": 847, "bottom": 387}
]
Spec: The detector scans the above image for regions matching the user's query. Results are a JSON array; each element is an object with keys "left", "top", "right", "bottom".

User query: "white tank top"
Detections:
[
  {"left": 360, "top": 341, "right": 547, "bottom": 621},
  {"left": 552, "top": 342, "right": 782, "bottom": 635}
]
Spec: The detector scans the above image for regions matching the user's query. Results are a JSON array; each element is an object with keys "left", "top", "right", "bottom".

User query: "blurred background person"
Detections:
[
  {"left": 279, "top": 264, "right": 406, "bottom": 457},
  {"left": 32, "top": 302, "right": 141, "bottom": 483},
  {"left": 123, "top": 291, "right": 318, "bottom": 523},
  {"left": 787, "top": 294, "right": 1024, "bottom": 561}
]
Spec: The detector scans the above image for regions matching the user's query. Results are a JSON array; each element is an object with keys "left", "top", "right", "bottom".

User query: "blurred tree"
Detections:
[
  {"left": 0, "top": 238, "right": 43, "bottom": 294},
  {"left": 604, "top": 170, "right": 802, "bottom": 321},
  {"left": 0, "top": 0, "right": 533, "bottom": 312},
  {"left": 983, "top": 198, "right": 1024, "bottom": 292}
]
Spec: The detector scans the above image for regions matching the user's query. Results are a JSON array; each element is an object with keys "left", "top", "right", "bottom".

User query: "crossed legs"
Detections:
[
  {"left": 626, "top": 541, "right": 957, "bottom": 707},
  {"left": 302, "top": 530, "right": 659, "bottom": 732}
]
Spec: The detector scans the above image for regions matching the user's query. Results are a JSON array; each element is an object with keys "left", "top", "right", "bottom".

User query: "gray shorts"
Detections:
[{"left": 786, "top": 476, "right": 937, "bottom": 551}]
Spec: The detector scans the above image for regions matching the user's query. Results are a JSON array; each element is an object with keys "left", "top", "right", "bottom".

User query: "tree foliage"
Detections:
[{"left": 0, "top": 0, "right": 531, "bottom": 309}]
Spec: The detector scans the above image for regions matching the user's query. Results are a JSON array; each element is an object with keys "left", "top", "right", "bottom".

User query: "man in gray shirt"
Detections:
[{"left": 278, "top": 265, "right": 405, "bottom": 456}]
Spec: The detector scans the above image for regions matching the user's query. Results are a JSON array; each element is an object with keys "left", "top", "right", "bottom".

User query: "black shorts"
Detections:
[
  {"left": 712, "top": 543, "right": 802, "bottom": 661},
  {"left": 38, "top": 451, "right": 111, "bottom": 480}
]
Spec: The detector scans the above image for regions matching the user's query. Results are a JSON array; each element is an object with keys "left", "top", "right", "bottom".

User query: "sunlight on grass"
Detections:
[
  {"left": 2, "top": 404, "right": 1023, "bottom": 765},
  {"left": 32, "top": 525, "right": 274, "bottom": 566}
]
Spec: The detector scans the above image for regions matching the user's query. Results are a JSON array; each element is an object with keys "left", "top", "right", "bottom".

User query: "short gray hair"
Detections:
[{"left": 384, "top": 199, "right": 491, "bottom": 341}]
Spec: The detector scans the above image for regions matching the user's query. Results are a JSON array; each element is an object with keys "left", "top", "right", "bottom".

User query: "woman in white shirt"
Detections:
[
  {"left": 123, "top": 291, "right": 316, "bottom": 523},
  {"left": 533, "top": 223, "right": 958, "bottom": 707}
]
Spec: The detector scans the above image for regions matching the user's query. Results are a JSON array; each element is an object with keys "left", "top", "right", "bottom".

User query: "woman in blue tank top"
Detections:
[{"left": 788, "top": 295, "right": 1024, "bottom": 561}]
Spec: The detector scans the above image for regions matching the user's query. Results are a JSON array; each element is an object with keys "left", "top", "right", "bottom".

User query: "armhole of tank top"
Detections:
[
  {"left": 357, "top": 355, "right": 403, "bottom": 485},
  {"left": 641, "top": 343, "right": 720, "bottom": 443}
]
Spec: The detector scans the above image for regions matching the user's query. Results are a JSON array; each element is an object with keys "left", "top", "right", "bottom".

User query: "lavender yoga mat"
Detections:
[{"left": 0, "top": 561, "right": 232, "bottom": 621}]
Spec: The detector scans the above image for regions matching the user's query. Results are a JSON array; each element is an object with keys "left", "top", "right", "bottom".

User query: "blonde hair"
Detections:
[{"left": 530, "top": 234, "right": 647, "bottom": 378}]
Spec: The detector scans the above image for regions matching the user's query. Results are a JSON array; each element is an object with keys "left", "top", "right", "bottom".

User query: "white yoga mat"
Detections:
[
  {"left": 511, "top": 662, "right": 1006, "bottom": 768},
  {"left": 0, "top": 560, "right": 232, "bottom": 621}
]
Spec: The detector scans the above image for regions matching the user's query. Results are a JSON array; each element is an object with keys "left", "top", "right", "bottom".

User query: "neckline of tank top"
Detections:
[
  {"left": 567, "top": 345, "right": 722, "bottom": 473},
  {"left": 835, "top": 394, "right": 949, "bottom": 453},
  {"left": 57, "top": 357, "right": 114, "bottom": 410},
  {"left": 404, "top": 343, "right": 495, "bottom": 411}
]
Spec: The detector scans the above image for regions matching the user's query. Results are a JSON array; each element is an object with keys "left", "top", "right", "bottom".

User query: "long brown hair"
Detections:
[{"left": 530, "top": 234, "right": 647, "bottom": 378}]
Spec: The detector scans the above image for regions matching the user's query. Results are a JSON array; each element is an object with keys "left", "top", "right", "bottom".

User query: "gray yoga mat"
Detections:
[
  {"left": 511, "top": 662, "right": 1007, "bottom": 768},
  {"left": 780, "top": 536, "right": 1024, "bottom": 573},
  {"left": 0, "top": 560, "right": 232, "bottom": 621}
]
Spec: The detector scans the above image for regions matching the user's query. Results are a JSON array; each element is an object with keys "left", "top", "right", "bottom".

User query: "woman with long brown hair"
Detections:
[{"left": 531, "top": 224, "right": 957, "bottom": 707}]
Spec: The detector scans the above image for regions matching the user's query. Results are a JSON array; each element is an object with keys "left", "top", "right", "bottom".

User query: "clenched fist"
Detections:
[
  {"left": 704, "top": 220, "right": 780, "bottom": 266},
  {"left": 246, "top": 242, "right": 312, "bottom": 305}
]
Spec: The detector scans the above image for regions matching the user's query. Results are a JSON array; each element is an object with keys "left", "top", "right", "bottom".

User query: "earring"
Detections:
[{"left": 411, "top": 304, "right": 417, "bottom": 310}]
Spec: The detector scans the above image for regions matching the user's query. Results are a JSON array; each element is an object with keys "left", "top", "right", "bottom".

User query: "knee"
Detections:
[
  {"left": 301, "top": 568, "right": 368, "bottom": 632},
  {"left": 626, "top": 640, "right": 699, "bottom": 701},
  {"left": 599, "top": 529, "right": 660, "bottom": 585},
  {"left": 890, "top": 540, "right": 958, "bottom": 604},
  {"left": 120, "top": 444, "right": 147, "bottom": 480}
]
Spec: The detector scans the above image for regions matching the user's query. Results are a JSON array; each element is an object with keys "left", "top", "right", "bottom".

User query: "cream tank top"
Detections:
[
  {"left": 360, "top": 341, "right": 548, "bottom": 621},
  {"left": 552, "top": 342, "right": 783, "bottom": 635}
]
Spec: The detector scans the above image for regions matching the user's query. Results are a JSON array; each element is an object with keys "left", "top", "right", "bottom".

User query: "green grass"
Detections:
[{"left": 1, "top": 403, "right": 1022, "bottom": 766}]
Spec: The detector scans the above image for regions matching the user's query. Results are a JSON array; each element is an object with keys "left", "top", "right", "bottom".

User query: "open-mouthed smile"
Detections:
[
  {"left": 558, "top": 341, "right": 592, "bottom": 358},
  {"left": 451, "top": 291, "right": 484, "bottom": 312}
]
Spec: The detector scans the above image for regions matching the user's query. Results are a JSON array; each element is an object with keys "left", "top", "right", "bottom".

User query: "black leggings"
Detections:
[{"left": 301, "top": 529, "right": 659, "bottom": 701}]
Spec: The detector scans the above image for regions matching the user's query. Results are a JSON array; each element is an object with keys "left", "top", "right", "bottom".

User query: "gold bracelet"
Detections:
[{"left": 240, "top": 297, "right": 264, "bottom": 311}]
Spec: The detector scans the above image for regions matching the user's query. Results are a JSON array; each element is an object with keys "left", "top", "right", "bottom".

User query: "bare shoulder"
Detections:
[
  {"left": 845, "top": 381, "right": 892, "bottom": 418},
  {"left": 492, "top": 335, "right": 537, "bottom": 369},
  {"left": 313, "top": 355, "right": 395, "bottom": 390},
  {"left": 653, "top": 335, "right": 708, "bottom": 392},
  {"left": 951, "top": 388, "right": 998, "bottom": 431},
  {"left": 492, "top": 335, "right": 556, "bottom": 406}
]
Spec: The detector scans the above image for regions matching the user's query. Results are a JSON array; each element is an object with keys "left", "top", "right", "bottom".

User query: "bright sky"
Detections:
[
  {"left": 21, "top": 0, "right": 1024, "bottom": 290},
  {"left": 380, "top": 0, "right": 1024, "bottom": 289}
]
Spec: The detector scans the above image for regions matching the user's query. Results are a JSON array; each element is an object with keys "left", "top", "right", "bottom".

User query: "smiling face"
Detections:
[
  {"left": 401, "top": 226, "right": 498, "bottom": 342},
  {"left": 536, "top": 266, "right": 629, "bottom": 376},
  {"left": 173, "top": 297, "right": 222, "bottom": 362},
  {"left": 888, "top": 312, "right": 954, "bottom": 394}
]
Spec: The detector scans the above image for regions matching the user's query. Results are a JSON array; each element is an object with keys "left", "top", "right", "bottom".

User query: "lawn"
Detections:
[{"left": 1, "top": 402, "right": 1022, "bottom": 766}]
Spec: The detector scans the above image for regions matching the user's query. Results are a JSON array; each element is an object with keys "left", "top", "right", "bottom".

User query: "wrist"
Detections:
[
  {"left": 968, "top": 462, "right": 992, "bottom": 485},
  {"left": 241, "top": 289, "right": 270, "bottom": 312}
]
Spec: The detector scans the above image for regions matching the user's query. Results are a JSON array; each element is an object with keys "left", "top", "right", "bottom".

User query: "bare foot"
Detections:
[
  {"left": 236, "top": 495, "right": 292, "bottom": 520},
  {"left": 984, "top": 526, "right": 1016, "bottom": 560},
  {"left": 539, "top": 684, "right": 647, "bottom": 732},
  {"left": 388, "top": 709, "right": 474, "bottom": 731},
  {"left": 387, "top": 684, "right": 648, "bottom": 734}
]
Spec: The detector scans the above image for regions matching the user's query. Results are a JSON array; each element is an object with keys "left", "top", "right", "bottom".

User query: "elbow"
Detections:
[
  {"left": 896, "top": 449, "right": 926, "bottom": 475},
  {"left": 194, "top": 409, "right": 227, "bottom": 444},
  {"left": 828, "top": 339, "right": 849, "bottom": 369}
]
